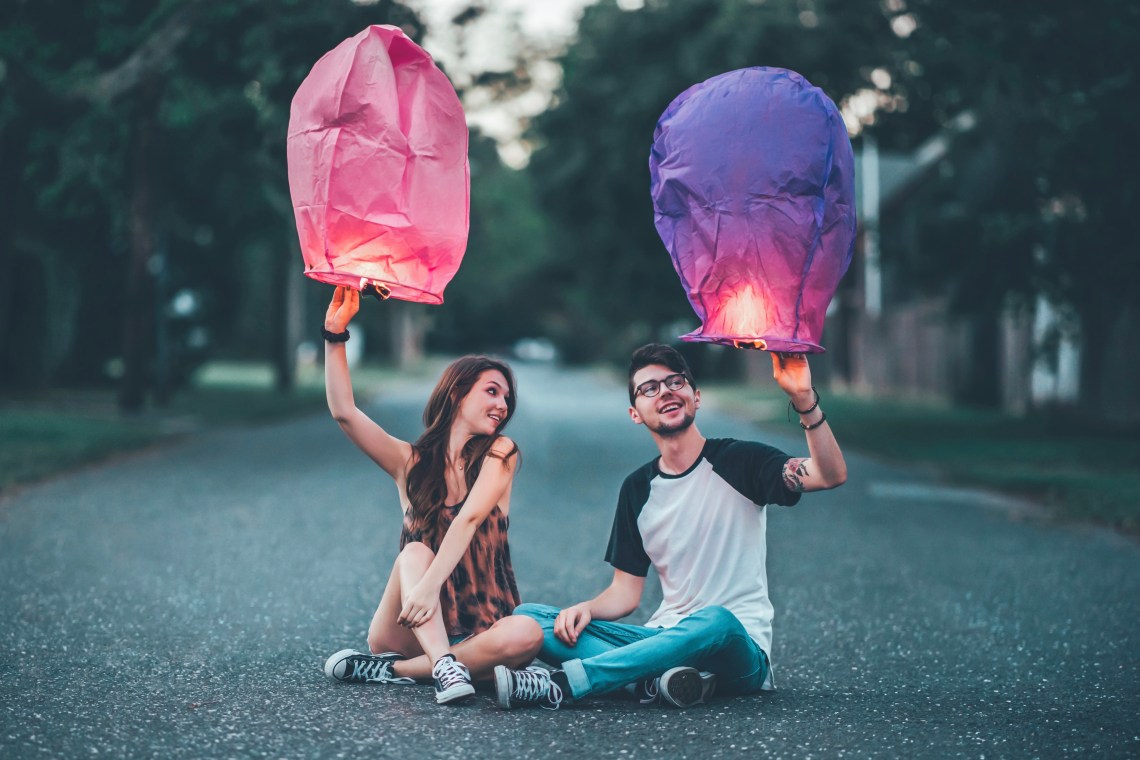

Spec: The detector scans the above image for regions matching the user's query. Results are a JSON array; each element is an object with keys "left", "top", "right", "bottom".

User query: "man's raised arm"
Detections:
[{"left": 772, "top": 353, "right": 847, "bottom": 492}]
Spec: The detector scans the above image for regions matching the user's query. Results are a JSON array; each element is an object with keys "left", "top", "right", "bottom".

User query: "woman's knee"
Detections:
[
  {"left": 489, "top": 616, "right": 544, "bottom": 663},
  {"left": 367, "top": 633, "right": 388, "bottom": 655},
  {"left": 367, "top": 626, "right": 400, "bottom": 656},
  {"left": 397, "top": 541, "right": 435, "bottom": 568}
]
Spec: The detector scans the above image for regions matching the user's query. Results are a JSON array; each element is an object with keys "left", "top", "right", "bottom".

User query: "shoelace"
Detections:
[
  {"left": 638, "top": 677, "right": 659, "bottom": 704},
  {"left": 512, "top": 667, "right": 563, "bottom": 710},
  {"left": 352, "top": 658, "right": 414, "bottom": 685},
  {"left": 432, "top": 657, "right": 471, "bottom": 691}
]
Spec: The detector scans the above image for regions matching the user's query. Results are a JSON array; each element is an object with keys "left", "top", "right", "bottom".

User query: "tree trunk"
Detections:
[
  {"left": 272, "top": 245, "right": 300, "bottom": 393},
  {"left": 1078, "top": 305, "right": 1109, "bottom": 422},
  {"left": 955, "top": 311, "right": 1002, "bottom": 407},
  {"left": 0, "top": 116, "right": 17, "bottom": 387},
  {"left": 119, "top": 103, "right": 158, "bottom": 413}
]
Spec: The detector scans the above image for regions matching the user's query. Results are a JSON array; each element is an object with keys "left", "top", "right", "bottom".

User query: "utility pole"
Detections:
[{"left": 862, "top": 133, "right": 881, "bottom": 318}]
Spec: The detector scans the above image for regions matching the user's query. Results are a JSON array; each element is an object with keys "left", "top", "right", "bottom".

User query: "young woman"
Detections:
[{"left": 319, "top": 286, "right": 542, "bottom": 704}]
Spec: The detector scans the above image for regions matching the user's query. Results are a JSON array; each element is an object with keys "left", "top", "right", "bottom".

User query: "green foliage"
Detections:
[
  {"left": 0, "top": 360, "right": 330, "bottom": 493},
  {"left": 0, "top": 411, "right": 159, "bottom": 492},
  {"left": 432, "top": 133, "right": 555, "bottom": 352},
  {"left": 0, "top": 0, "right": 422, "bottom": 390},
  {"left": 875, "top": 1, "right": 1140, "bottom": 342}
]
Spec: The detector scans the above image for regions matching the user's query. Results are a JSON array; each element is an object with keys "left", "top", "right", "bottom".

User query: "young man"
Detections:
[{"left": 493, "top": 343, "right": 847, "bottom": 710}]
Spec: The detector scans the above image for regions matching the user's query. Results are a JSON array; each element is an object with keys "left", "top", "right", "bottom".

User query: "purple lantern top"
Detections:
[{"left": 649, "top": 67, "right": 856, "bottom": 352}]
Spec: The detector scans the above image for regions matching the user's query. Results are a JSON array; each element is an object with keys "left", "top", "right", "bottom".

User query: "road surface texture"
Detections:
[{"left": 2, "top": 363, "right": 1137, "bottom": 758}]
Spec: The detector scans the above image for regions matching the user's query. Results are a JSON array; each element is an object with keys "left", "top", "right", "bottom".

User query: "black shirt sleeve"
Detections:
[
  {"left": 710, "top": 439, "right": 802, "bottom": 508},
  {"left": 604, "top": 467, "right": 653, "bottom": 577}
]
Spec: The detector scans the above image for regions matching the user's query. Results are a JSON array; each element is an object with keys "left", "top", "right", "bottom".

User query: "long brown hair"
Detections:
[{"left": 405, "top": 355, "right": 519, "bottom": 540}]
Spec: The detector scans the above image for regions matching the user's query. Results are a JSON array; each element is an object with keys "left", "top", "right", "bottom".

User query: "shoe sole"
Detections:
[
  {"left": 659, "top": 667, "right": 716, "bottom": 708},
  {"left": 493, "top": 665, "right": 513, "bottom": 709},
  {"left": 436, "top": 682, "right": 476, "bottom": 704},
  {"left": 323, "top": 649, "right": 360, "bottom": 681}
]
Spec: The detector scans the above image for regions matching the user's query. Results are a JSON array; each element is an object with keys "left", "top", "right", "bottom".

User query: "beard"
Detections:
[{"left": 648, "top": 410, "right": 696, "bottom": 437}]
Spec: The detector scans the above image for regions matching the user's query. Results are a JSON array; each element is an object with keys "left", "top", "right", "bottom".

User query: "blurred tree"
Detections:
[
  {"left": 417, "top": 4, "right": 558, "bottom": 356},
  {"left": 873, "top": 0, "right": 1140, "bottom": 414},
  {"left": 431, "top": 131, "right": 555, "bottom": 354},
  {"left": 526, "top": 0, "right": 895, "bottom": 363},
  {"left": 0, "top": 0, "right": 422, "bottom": 408}
]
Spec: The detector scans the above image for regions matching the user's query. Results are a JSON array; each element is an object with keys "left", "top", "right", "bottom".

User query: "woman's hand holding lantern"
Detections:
[{"left": 324, "top": 286, "right": 360, "bottom": 334}]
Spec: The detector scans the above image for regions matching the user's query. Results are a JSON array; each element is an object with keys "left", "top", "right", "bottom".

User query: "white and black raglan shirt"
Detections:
[{"left": 605, "top": 438, "right": 800, "bottom": 683}]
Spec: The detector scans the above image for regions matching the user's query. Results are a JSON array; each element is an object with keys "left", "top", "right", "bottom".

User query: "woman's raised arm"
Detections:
[{"left": 324, "top": 286, "right": 412, "bottom": 481}]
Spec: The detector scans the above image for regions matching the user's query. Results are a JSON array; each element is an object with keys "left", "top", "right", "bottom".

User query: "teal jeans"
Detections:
[{"left": 514, "top": 603, "right": 771, "bottom": 700}]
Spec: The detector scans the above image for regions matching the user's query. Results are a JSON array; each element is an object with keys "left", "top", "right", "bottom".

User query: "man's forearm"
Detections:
[
  {"left": 802, "top": 418, "right": 847, "bottom": 488},
  {"left": 585, "top": 582, "right": 642, "bottom": 621}
]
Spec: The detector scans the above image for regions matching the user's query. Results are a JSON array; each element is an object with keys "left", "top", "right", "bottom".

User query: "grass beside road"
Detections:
[
  {"left": 0, "top": 412, "right": 161, "bottom": 493},
  {"left": 0, "top": 361, "right": 413, "bottom": 495},
  {"left": 705, "top": 384, "right": 1140, "bottom": 535}
]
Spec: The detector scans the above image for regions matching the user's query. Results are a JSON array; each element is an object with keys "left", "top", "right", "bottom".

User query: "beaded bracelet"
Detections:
[
  {"left": 786, "top": 386, "right": 820, "bottom": 422},
  {"left": 800, "top": 411, "right": 827, "bottom": 431},
  {"left": 791, "top": 386, "right": 820, "bottom": 414}
]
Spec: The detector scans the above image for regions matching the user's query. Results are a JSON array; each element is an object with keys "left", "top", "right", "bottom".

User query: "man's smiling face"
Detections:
[{"left": 629, "top": 364, "right": 700, "bottom": 437}]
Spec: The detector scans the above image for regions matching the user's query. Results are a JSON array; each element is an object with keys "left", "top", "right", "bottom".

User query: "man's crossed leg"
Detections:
[{"left": 494, "top": 603, "right": 769, "bottom": 709}]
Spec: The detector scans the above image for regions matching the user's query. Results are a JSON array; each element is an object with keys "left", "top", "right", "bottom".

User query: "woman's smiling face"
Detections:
[{"left": 455, "top": 369, "right": 511, "bottom": 437}]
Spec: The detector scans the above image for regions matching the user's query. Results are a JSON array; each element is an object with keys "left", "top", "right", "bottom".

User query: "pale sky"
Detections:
[
  {"left": 404, "top": 0, "right": 599, "bottom": 165},
  {"left": 403, "top": 0, "right": 898, "bottom": 160},
  {"left": 409, "top": 0, "right": 595, "bottom": 61}
]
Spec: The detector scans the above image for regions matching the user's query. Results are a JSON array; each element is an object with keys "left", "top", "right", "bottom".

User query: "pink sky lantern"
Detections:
[
  {"left": 287, "top": 25, "right": 469, "bottom": 304},
  {"left": 649, "top": 67, "right": 856, "bottom": 352}
]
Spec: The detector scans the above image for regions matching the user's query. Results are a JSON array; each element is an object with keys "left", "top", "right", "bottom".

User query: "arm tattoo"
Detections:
[{"left": 782, "top": 457, "right": 810, "bottom": 492}]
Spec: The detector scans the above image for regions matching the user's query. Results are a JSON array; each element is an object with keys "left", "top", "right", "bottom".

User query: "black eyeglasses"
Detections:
[{"left": 634, "top": 373, "right": 689, "bottom": 399}]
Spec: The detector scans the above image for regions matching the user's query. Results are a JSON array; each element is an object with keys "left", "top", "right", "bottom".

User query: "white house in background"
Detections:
[
  {"left": 1029, "top": 295, "right": 1080, "bottom": 405},
  {"left": 844, "top": 113, "right": 1083, "bottom": 412}
]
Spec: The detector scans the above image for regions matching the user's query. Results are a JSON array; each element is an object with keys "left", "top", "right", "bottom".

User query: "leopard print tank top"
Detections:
[{"left": 399, "top": 502, "right": 521, "bottom": 638}]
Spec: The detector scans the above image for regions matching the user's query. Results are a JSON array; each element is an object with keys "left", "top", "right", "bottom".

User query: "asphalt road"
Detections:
[{"left": 2, "top": 363, "right": 1137, "bottom": 759}]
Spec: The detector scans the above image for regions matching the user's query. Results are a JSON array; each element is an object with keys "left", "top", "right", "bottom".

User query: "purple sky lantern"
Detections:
[{"left": 649, "top": 67, "right": 856, "bottom": 352}]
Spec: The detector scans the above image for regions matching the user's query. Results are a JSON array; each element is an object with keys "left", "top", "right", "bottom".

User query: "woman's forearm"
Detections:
[
  {"left": 420, "top": 514, "right": 479, "bottom": 589},
  {"left": 325, "top": 340, "right": 357, "bottom": 422},
  {"left": 419, "top": 457, "right": 513, "bottom": 589}
]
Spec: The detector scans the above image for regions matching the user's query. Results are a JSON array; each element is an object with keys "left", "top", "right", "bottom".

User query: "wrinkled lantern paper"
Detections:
[
  {"left": 287, "top": 25, "right": 469, "bottom": 304},
  {"left": 650, "top": 67, "right": 856, "bottom": 352}
]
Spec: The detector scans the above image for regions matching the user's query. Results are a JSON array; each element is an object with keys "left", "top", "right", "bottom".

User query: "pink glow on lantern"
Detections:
[{"left": 287, "top": 25, "right": 469, "bottom": 305}]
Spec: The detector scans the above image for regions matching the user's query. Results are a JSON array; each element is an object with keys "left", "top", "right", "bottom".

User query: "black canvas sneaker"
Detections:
[
  {"left": 323, "top": 649, "right": 415, "bottom": 684},
  {"left": 432, "top": 654, "right": 475, "bottom": 704},
  {"left": 493, "top": 665, "right": 564, "bottom": 710},
  {"left": 658, "top": 667, "right": 716, "bottom": 707}
]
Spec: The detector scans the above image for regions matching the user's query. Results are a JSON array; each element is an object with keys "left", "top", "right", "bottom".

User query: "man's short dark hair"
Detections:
[{"left": 628, "top": 343, "right": 698, "bottom": 405}]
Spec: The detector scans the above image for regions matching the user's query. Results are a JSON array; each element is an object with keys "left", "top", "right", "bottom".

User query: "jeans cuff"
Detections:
[{"left": 562, "top": 658, "right": 590, "bottom": 700}]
